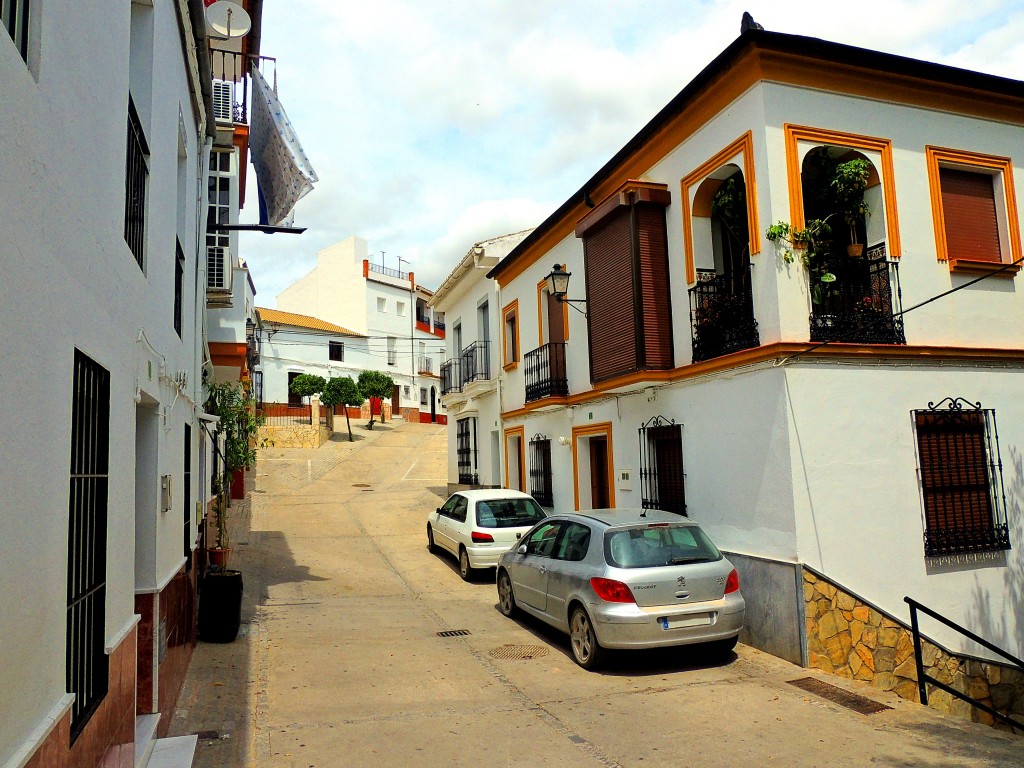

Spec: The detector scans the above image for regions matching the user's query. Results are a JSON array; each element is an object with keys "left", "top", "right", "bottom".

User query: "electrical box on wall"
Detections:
[
  {"left": 618, "top": 469, "right": 632, "bottom": 491},
  {"left": 161, "top": 475, "right": 173, "bottom": 512}
]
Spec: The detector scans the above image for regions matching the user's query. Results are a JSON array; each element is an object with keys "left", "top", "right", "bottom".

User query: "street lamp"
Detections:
[{"left": 544, "top": 263, "right": 588, "bottom": 315}]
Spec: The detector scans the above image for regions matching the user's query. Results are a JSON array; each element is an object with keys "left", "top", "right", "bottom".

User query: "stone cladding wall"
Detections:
[
  {"left": 804, "top": 570, "right": 1024, "bottom": 730},
  {"left": 258, "top": 424, "right": 331, "bottom": 448}
]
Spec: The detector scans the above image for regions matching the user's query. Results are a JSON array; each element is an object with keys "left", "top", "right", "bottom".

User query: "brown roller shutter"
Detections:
[
  {"left": 636, "top": 204, "right": 674, "bottom": 370},
  {"left": 940, "top": 168, "right": 1001, "bottom": 262},
  {"left": 915, "top": 411, "right": 993, "bottom": 535},
  {"left": 584, "top": 211, "right": 637, "bottom": 382}
]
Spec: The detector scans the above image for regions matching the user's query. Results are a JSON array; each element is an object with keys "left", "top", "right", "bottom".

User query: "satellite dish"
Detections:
[{"left": 206, "top": 1, "right": 251, "bottom": 39}]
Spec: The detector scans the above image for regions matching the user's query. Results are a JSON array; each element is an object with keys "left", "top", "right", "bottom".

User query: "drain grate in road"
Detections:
[
  {"left": 788, "top": 677, "right": 892, "bottom": 714},
  {"left": 489, "top": 644, "right": 549, "bottom": 661},
  {"left": 437, "top": 629, "right": 471, "bottom": 638}
]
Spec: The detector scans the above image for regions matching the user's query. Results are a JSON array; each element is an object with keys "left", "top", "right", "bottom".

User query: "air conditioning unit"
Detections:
[
  {"left": 212, "top": 80, "right": 235, "bottom": 123},
  {"left": 207, "top": 245, "right": 233, "bottom": 293}
]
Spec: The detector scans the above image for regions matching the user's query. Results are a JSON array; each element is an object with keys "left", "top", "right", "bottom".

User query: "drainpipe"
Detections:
[{"left": 187, "top": 0, "right": 217, "bottom": 140}]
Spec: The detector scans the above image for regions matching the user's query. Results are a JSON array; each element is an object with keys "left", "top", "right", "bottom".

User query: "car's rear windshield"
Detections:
[
  {"left": 475, "top": 498, "right": 546, "bottom": 528},
  {"left": 604, "top": 523, "right": 722, "bottom": 569}
]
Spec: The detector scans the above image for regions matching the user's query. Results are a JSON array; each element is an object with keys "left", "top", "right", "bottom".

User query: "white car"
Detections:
[{"left": 427, "top": 490, "right": 547, "bottom": 580}]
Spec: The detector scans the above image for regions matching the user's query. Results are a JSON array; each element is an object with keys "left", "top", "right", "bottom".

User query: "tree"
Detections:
[
  {"left": 322, "top": 376, "right": 363, "bottom": 442},
  {"left": 357, "top": 370, "right": 395, "bottom": 429},
  {"left": 289, "top": 374, "right": 326, "bottom": 405}
]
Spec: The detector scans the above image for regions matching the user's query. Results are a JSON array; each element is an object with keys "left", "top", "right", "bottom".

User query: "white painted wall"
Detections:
[
  {"left": 258, "top": 326, "right": 372, "bottom": 404},
  {"left": 0, "top": 0, "right": 208, "bottom": 761},
  {"left": 277, "top": 237, "right": 368, "bottom": 333}
]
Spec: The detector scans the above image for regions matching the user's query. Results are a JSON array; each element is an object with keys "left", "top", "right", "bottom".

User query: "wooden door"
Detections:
[
  {"left": 391, "top": 384, "right": 400, "bottom": 417},
  {"left": 589, "top": 437, "right": 609, "bottom": 509}
]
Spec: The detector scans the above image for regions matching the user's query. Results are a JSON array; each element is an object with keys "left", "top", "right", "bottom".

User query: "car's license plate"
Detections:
[{"left": 659, "top": 612, "right": 713, "bottom": 629}]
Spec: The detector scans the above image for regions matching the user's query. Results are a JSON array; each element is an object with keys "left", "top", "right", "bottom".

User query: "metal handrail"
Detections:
[{"left": 904, "top": 596, "right": 1023, "bottom": 731}]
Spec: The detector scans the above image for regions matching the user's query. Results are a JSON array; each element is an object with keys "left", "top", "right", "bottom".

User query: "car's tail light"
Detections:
[
  {"left": 724, "top": 568, "right": 740, "bottom": 594},
  {"left": 471, "top": 531, "right": 494, "bottom": 543},
  {"left": 590, "top": 577, "right": 636, "bottom": 603}
]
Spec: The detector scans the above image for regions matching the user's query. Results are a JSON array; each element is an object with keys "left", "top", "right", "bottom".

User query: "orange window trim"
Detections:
[
  {"left": 502, "top": 299, "right": 520, "bottom": 368},
  {"left": 681, "top": 131, "right": 760, "bottom": 285},
  {"left": 571, "top": 422, "right": 615, "bottom": 511},
  {"left": 924, "top": 146, "right": 1021, "bottom": 270},
  {"left": 503, "top": 425, "right": 526, "bottom": 491},
  {"left": 783, "top": 124, "right": 901, "bottom": 258},
  {"left": 494, "top": 46, "right": 1024, "bottom": 290},
  {"left": 536, "top": 278, "right": 570, "bottom": 346}
]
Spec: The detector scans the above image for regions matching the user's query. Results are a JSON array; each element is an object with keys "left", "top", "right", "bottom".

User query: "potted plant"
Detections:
[
  {"left": 831, "top": 158, "right": 872, "bottom": 257},
  {"left": 766, "top": 217, "right": 838, "bottom": 305}
]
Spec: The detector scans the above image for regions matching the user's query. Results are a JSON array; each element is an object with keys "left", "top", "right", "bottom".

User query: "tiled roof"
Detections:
[{"left": 257, "top": 308, "right": 363, "bottom": 336}]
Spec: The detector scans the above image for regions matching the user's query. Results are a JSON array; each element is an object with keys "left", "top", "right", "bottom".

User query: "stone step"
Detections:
[
  {"left": 143, "top": 735, "right": 198, "bottom": 768},
  {"left": 134, "top": 714, "right": 160, "bottom": 768}
]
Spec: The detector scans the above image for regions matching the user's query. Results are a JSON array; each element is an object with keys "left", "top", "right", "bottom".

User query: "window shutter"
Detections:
[
  {"left": 636, "top": 204, "right": 674, "bottom": 369},
  {"left": 940, "top": 168, "right": 1001, "bottom": 262},
  {"left": 583, "top": 210, "right": 637, "bottom": 382},
  {"left": 915, "top": 411, "right": 992, "bottom": 534}
]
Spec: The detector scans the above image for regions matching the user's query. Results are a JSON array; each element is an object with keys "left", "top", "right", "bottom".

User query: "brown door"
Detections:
[
  {"left": 392, "top": 384, "right": 400, "bottom": 417},
  {"left": 589, "top": 437, "right": 609, "bottom": 509}
]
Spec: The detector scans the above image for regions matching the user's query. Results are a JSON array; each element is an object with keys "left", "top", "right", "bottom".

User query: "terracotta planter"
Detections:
[
  {"left": 230, "top": 467, "right": 245, "bottom": 499},
  {"left": 207, "top": 547, "right": 231, "bottom": 568},
  {"left": 847, "top": 243, "right": 864, "bottom": 257}
]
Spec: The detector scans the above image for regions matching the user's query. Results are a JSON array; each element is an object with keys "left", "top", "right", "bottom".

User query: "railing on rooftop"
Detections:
[{"left": 367, "top": 262, "right": 409, "bottom": 280}]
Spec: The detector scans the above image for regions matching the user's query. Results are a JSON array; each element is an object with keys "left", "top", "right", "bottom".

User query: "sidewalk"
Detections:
[{"left": 169, "top": 419, "right": 1023, "bottom": 767}]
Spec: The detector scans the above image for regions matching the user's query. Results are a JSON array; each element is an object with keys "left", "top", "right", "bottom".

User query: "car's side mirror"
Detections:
[
  {"left": 436, "top": 508, "right": 442, "bottom": 515},
  {"left": 517, "top": 544, "right": 528, "bottom": 555}
]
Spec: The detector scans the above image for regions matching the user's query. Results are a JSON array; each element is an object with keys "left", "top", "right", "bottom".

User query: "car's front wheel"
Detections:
[
  {"left": 426, "top": 524, "right": 437, "bottom": 554},
  {"left": 497, "top": 569, "right": 517, "bottom": 617},
  {"left": 569, "top": 606, "right": 604, "bottom": 669},
  {"left": 458, "top": 547, "right": 474, "bottom": 581}
]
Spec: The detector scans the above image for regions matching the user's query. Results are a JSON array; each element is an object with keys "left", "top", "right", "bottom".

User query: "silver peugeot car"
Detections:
[{"left": 496, "top": 509, "right": 744, "bottom": 669}]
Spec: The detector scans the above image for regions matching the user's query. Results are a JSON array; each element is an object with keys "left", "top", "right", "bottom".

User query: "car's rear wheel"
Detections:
[
  {"left": 497, "top": 570, "right": 517, "bottom": 617},
  {"left": 569, "top": 606, "right": 604, "bottom": 669},
  {"left": 458, "top": 547, "right": 474, "bottom": 581},
  {"left": 426, "top": 525, "right": 437, "bottom": 554}
]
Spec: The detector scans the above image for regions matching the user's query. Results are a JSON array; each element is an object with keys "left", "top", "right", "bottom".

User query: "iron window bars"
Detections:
[
  {"left": 912, "top": 397, "right": 1010, "bottom": 557},
  {"left": 457, "top": 417, "right": 478, "bottom": 485},
  {"left": 638, "top": 416, "right": 686, "bottom": 516},
  {"left": 3, "top": 0, "right": 30, "bottom": 61},
  {"left": 529, "top": 434, "right": 554, "bottom": 506},
  {"left": 68, "top": 350, "right": 110, "bottom": 741},
  {"left": 460, "top": 340, "right": 491, "bottom": 384},
  {"left": 440, "top": 358, "right": 462, "bottom": 395},
  {"left": 124, "top": 96, "right": 149, "bottom": 269}
]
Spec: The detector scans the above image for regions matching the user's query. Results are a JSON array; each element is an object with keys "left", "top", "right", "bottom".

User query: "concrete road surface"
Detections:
[{"left": 171, "top": 419, "right": 1023, "bottom": 767}]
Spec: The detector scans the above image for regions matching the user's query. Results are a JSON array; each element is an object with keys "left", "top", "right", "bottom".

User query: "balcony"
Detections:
[
  {"left": 418, "top": 356, "right": 434, "bottom": 376},
  {"left": 440, "top": 358, "right": 462, "bottom": 396},
  {"left": 525, "top": 343, "right": 568, "bottom": 402},
  {"left": 206, "top": 245, "right": 233, "bottom": 308},
  {"left": 809, "top": 248, "right": 905, "bottom": 344},
  {"left": 209, "top": 49, "right": 277, "bottom": 125},
  {"left": 461, "top": 340, "right": 491, "bottom": 385},
  {"left": 689, "top": 269, "right": 760, "bottom": 363}
]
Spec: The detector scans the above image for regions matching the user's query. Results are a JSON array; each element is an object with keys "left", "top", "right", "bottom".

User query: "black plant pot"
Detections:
[{"left": 198, "top": 569, "right": 243, "bottom": 643}]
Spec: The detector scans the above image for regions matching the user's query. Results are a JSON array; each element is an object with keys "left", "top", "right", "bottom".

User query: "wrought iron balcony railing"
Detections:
[
  {"left": 688, "top": 268, "right": 760, "bottom": 363},
  {"left": 809, "top": 247, "right": 905, "bottom": 344},
  {"left": 524, "top": 343, "right": 568, "bottom": 402},
  {"left": 460, "top": 340, "right": 491, "bottom": 385},
  {"left": 433, "top": 319, "right": 446, "bottom": 330},
  {"left": 209, "top": 49, "right": 277, "bottom": 125},
  {"left": 440, "top": 358, "right": 462, "bottom": 395}
]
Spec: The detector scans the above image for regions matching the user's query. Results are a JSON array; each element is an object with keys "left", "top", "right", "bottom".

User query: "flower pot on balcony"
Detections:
[
  {"left": 198, "top": 569, "right": 243, "bottom": 643},
  {"left": 847, "top": 243, "right": 864, "bottom": 257},
  {"left": 230, "top": 467, "right": 245, "bottom": 499}
]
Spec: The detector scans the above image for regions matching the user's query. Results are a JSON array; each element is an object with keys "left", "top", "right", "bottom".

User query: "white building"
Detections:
[
  {"left": 1, "top": 1, "right": 217, "bottom": 764},
  {"left": 256, "top": 307, "right": 368, "bottom": 408},
  {"left": 456, "top": 27, "right": 1024, "bottom": 723},
  {"left": 430, "top": 230, "right": 533, "bottom": 491},
  {"left": 275, "top": 237, "right": 447, "bottom": 421}
]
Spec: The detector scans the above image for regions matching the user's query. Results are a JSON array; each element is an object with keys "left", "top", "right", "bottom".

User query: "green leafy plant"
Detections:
[
  {"left": 831, "top": 158, "right": 872, "bottom": 247},
  {"left": 357, "top": 370, "right": 395, "bottom": 429},
  {"left": 766, "top": 217, "right": 838, "bottom": 305},
  {"left": 322, "top": 375, "right": 364, "bottom": 442},
  {"left": 289, "top": 373, "right": 326, "bottom": 404}
]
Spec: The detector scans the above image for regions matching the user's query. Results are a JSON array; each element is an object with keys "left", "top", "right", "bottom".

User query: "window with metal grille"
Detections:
[
  {"left": 124, "top": 97, "right": 149, "bottom": 268},
  {"left": 387, "top": 337, "right": 397, "bottom": 366},
  {"left": 67, "top": 350, "right": 110, "bottom": 740},
  {"left": 174, "top": 240, "right": 184, "bottom": 337},
  {"left": 3, "top": 0, "right": 30, "bottom": 61},
  {"left": 913, "top": 398, "right": 1010, "bottom": 557},
  {"left": 457, "top": 417, "right": 478, "bottom": 485},
  {"left": 329, "top": 340, "right": 344, "bottom": 361},
  {"left": 420, "top": 387, "right": 428, "bottom": 406},
  {"left": 529, "top": 434, "right": 553, "bottom": 506},
  {"left": 638, "top": 416, "right": 686, "bottom": 515},
  {"left": 183, "top": 424, "right": 192, "bottom": 571}
]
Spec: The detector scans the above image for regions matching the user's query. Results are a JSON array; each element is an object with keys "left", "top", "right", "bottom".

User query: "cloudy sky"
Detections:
[{"left": 239, "top": 0, "right": 1024, "bottom": 306}]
